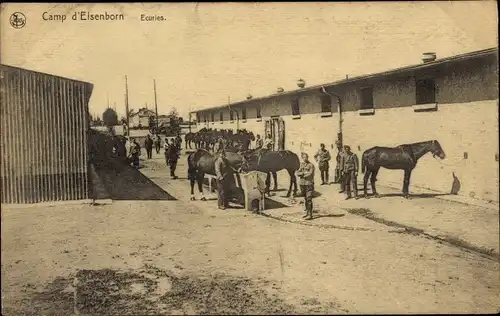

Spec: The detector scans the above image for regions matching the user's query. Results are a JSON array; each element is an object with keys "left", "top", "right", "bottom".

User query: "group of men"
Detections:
[
  {"left": 124, "top": 134, "right": 182, "bottom": 179},
  {"left": 297, "top": 142, "right": 360, "bottom": 220},
  {"left": 312, "top": 141, "right": 360, "bottom": 200}
]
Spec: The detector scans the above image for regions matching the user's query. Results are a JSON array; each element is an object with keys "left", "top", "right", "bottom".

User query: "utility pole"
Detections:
[
  {"left": 125, "top": 75, "right": 130, "bottom": 137},
  {"left": 107, "top": 91, "right": 110, "bottom": 109},
  {"left": 153, "top": 79, "right": 159, "bottom": 133}
]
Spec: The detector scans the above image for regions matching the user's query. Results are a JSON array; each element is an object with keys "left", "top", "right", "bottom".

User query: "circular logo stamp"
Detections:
[{"left": 10, "top": 12, "right": 26, "bottom": 29}]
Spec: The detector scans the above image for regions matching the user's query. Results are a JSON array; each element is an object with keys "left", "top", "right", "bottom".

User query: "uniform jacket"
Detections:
[
  {"left": 314, "top": 149, "right": 331, "bottom": 164},
  {"left": 255, "top": 138, "right": 264, "bottom": 149},
  {"left": 296, "top": 161, "right": 315, "bottom": 186},
  {"left": 167, "top": 144, "right": 179, "bottom": 162},
  {"left": 342, "top": 152, "right": 359, "bottom": 172},
  {"left": 215, "top": 156, "right": 231, "bottom": 180},
  {"left": 130, "top": 142, "right": 141, "bottom": 156}
]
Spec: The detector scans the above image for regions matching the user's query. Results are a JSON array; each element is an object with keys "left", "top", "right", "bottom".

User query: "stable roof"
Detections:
[{"left": 191, "top": 47, "right": 498, "bottom": 114}]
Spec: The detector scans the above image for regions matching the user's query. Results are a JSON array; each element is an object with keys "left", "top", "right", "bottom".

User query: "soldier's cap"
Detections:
[
  {"left": 301, "top": 152, "right": 309, "bottom": 158},
  {"left": 320, "top": 143, "right": 325, "bottom": 147},
  {"left": 344, "top": 145, "right": 351, "bottom": 150}
]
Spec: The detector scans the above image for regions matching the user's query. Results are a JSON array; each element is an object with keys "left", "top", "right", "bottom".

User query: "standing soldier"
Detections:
[
  {"left": 296, "top": 153, "right": 315, "bottom": 220},
  {"left": 145, "top": 135, "right": 154, "bottom": 159},
  {"left": 263, "top": 133, "right": 274, "bottom": 150},
  {"left": 314, "top": 143, "right": 332, "bottom": 185},
  {"left": 337, "top": 143, "right": 347, "bottom": 193},
  {"left": 342, "top": 145, "right": 359, "bottom": 200},
  {"left": 164, "top": 138, "right": 171, "bottom": 166},
  {"left": 175, "top": 133, "right": 182, "bottom": 150},
  {"left": 254, "top": 134, "right": 264, "bottom": 150},
  {"left": 154, "top": 134, "right": 161, "bottom": 154},
  {"left": 167, "top": 139, "right": 179, "bottom": 179},
  {"left": 128, "top": 138, "right": 141, "bottom": 169},
  {"left": 334, "top": 141, "right": 343, "bottom": 184},
  {"left": 215, "top": 150, "right": 231, "bottom": 210}
]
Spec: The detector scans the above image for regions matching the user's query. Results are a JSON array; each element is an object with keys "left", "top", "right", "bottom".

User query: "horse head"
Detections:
[{"left": 431, "top": 140, "right": 446, "bottom": 159}]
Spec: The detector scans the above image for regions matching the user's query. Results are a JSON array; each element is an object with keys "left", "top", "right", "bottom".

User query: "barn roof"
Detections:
[{"left": 191, "top": 47, "right": 498, "bottom": 114}]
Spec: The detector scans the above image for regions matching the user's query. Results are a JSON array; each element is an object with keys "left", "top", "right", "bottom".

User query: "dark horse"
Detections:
[
  {"left": 240, "top": 149, "right": 300, "bottom": 197},
  {"left": 187, "top": 149, "right": 245, "bottom": 201},
  {"left": 361, "top": 140, "right": 446, "bottom": 198}
]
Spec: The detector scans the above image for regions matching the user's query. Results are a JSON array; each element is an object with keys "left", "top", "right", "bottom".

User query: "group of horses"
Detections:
[
  {"left": 184, "top": 128, "right": 256, "bottom": 152},
  {"left": 186, "top": 139, "right": 446, "bottom": 201}
]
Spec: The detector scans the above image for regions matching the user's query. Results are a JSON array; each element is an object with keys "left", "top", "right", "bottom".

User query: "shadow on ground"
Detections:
[{"left": 94, "top": 160, "right": 176, "bottom": 201}]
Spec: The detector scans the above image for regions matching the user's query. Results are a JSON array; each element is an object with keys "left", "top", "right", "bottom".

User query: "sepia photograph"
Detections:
[{"left": 1, "top": 2, "right": 499, "bottom": 315}]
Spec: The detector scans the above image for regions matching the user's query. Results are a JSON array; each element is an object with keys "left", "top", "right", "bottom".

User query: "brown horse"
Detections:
[
  {"left": 187, "top": 149, "right": 245, "bottom": 201},
  {"left": 240, "top": 149, "right": 300, "bottom": 197},
  {"left": 361, "top": 140, "right": 446, "bottom": 198}
]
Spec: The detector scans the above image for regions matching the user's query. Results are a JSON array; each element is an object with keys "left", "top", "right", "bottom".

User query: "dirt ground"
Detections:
[{"left": 2, "top": 150, "right": 499, "bottom": 315}]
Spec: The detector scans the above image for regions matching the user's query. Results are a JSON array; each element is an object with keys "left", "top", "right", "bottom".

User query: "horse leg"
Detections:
[
  {"left": 402, "top": 169, "right": 412, "bottom": 198},
  {"left": 272, "top": 172, "right": 278, "bottom": 191},
  {"left": 286, "top": 170, "right": 293, "bottom": 198},
  {"left": 197, "top": 173, "right": 206, "bottom": 201},
  {"left": 265, "top": 172, "right": 271, "bottom": 195},
  {"left": 363, "top": 170, "right": 371, "bottom": 198},
  {"left": 190, "top": 176, "right": 196, "bottom": 200},
  {"left": 371, "top": 168, "right": 380, "bottom": 198}
]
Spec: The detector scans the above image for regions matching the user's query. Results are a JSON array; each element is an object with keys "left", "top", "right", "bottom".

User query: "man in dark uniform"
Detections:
[
  {"left": 314, "top": 143, "right": 332, "bottom": 185},
  {"left": 342, "top": 145, "right": 359, "bottom": 200},
  {"left": 214, "top": 150, "right": 232, "bottom": 210},
  {"left": 154, "top": 134, "right": 161, "bottom": 154},
  {"left": 167, "top": 139, "right": 179, "bottom": 179},
  {"left": 175, "top": 134, "right": 182, "bottom": 151},
  {"left": 338, "top": 144, "right": 347, "bottom": 193},
  {"left": 334, "top": 141, "right": 343, "bottom": 184},
  {"left": 145, "top": 135, "right": 154, "bottom": 159},
  {"left": 296, "top": 152, "right": 315, "bottom": 220},
  {"left": 128, "top": 138, "right": 141, "bottom": 169}
]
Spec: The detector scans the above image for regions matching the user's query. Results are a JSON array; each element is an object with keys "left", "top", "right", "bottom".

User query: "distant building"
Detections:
[{"left": 129, "top": 108, "right": 156, "bottom": 128}]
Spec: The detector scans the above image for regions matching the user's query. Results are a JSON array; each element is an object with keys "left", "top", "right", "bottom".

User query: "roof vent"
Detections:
[
  {"left": 246, "top": 94, "right": 253, "bottom": 100},
  {"left": 276, "top": 87, "right": 284, "bottom": 93},
  {"left": 297, "top": 78, "right": 306, "bottom": 88},
  {"left": 422, "top": 52, "right": 437, "bottom": 63}
]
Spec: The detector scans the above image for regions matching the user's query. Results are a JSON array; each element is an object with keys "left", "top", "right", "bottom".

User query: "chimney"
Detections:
[
  {"left": 297, "top": 78, "right": 306, "bottom": 88},
  {"left": 277, "top": 87, "right": 284, "bottom": 93},
  {"left": 422, "top": 52, "right": 437, "bottom": 63}
]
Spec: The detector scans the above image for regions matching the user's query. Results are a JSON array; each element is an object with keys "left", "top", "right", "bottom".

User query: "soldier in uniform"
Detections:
[
  {"left": 128, "top": 138, "right": 141, "bottom": 169},
  {"left": 337, "top": 143, "right": 347, "bottom": 193},
  {"left": 296, "top": 152, "right": 315, "bottom": 220},
  {"left": 334, "top": 141, "right": 343, "bottom": 184},
  {"left": 215, "top": 150, "right": 231, "bottom": 210},
  {"left": 254, "top": 134, "right": 264, "bottom": 150},
  {"left": 164, "top": 138, "right": 171, "bottom": 166},
  {"left": 175, "top": 134, "right": 182, "bottom": 150},
  {"left": 145, "top": 135, "right": 154, "bottom": 159},
  {"left": 314, "top": 143, "right": 332, "bottom": 185},
  {"left": 167, "top": 139, "right": 179, "bottom": 179},
  {"left": 263, "top": 133, "right": 274, "bottom": 150},
  {"left": 342, "top": 145, "right": 359, "bottom": 200},
  {"left": 154, "top": 134, "right": 161, "bottom": 154}
]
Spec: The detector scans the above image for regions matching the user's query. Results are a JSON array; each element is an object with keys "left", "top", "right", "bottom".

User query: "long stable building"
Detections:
[
  {"left": 190, "top": 48, "right": 499, "bottom": 202},
  {"left": 1, "top": 65, "right": 93, "bottom": 204}
]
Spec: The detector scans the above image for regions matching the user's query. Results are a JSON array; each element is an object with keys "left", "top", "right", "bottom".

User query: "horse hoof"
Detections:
[
  {"left": 285, "top": 194, "right": 291, "bottom": 198},
  {"left": 201, "top": 197, "right": 207, "bottom": 201},
  {"left": 190, "top": 197, "right": 196, "bottom": 201}
]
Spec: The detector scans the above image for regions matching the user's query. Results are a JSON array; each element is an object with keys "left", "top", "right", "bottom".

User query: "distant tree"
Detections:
[{"left": 102, "top": 108, "right": 118, "bottom": 135}]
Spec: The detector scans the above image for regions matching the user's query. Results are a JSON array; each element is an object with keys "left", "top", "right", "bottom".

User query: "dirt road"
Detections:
[{"left": 1, "top": 151, "right": 498, "bottom": 314}]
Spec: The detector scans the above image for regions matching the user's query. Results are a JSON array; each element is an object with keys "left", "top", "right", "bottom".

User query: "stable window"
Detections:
[
  {"left": 320, "top": 95, "right": 332, "bottom": 112},
  {"left": 220, "top": 112, "right": 224, "bottom": 122},
  {"left": 204, "top": 114, "right": 207, "bottom": 123},
  {"left": 291, "top": 98, "right": 300, "bottom": 116},
  {"left": 196, "top": 113, "right": 200, "bottom": 122},
  {"left": 211, "top": 112, "right": 214, "bottom": 122},
  {"left": 416, "top": 78, "right": 436, "bottom": 105},
  {"left": 256, "top": 107, "right": 262, "bottom": 119},
  {"left": 360, "top": 87, "right": 374, "bottom": 110},
  {"left": 242, "top": 108, "right": 247, "bottom": 120},
  {"left": 229, "top": 110, "right": 234, "bottom": 121}
]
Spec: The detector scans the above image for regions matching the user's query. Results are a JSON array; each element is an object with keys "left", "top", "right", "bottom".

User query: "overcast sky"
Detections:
[{"left": 1, "top": 2, "right": 497, "bottom": 119}]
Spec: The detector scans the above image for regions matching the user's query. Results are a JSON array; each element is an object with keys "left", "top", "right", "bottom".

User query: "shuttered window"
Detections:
[
  {"left": 291, "top": 98, "right": 300, "bottom": 116},
  {"left": 360, "top": 87, "right": 374, "bottom": 110}
]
